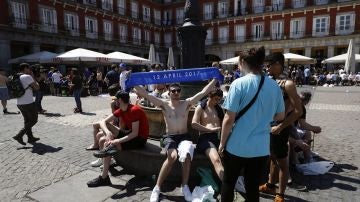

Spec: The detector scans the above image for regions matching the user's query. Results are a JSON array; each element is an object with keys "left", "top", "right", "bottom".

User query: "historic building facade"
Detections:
[{"left": 0, "top": 0, "right": 359, "bottom": 70}]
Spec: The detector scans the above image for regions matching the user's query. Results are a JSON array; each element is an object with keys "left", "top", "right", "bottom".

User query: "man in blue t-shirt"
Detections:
[{"left": 219, "top": 47, "right": 285, "bottom": 202}]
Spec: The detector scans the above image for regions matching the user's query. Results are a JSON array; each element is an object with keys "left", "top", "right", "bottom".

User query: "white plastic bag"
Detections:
[
  {"left": 192, "top": 185, "right": 216, "bottom": 202},
  {"left": 235, "top": 176, "right": 246, "bottom": 193},
  {"left": 296, "top": 161, "right": 334, "bottom": 175}
]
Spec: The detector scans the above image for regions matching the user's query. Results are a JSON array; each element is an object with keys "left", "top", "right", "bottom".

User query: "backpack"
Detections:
[{"left": 8, "top": 74, "right": 29, "bottom": 98}]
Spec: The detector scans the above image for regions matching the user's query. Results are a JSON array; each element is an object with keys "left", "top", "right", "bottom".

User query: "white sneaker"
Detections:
[
  {"left": 182, "top": 185, "right": 192, "bottom": 202},
  {"left": 150, "top": 186, "right": 160, "bottom": 202},
  {"left": 90, "top": 158, "right": 102, "bottom": 167}
]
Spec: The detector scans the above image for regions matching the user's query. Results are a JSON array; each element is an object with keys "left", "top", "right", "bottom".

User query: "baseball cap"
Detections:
[
  {"left": 265, "top": 53, "right": 285, "bottom": 68},
  {"left": 119, "top": 63, "right": 126, "bottom": 68},
  {"left": 112, "top": 90, "right": 129, "bottom": 100}
]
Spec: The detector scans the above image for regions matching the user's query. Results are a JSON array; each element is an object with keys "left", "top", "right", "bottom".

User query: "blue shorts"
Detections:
[
  {"left": 196, "top": 133, "right": 220, "bottom": 154},
  {"left": 163, "top": 133, "right": 192, "bottom": 151},
  {"left": 0, "top": 87, "right": 9, "bottom": 100}
]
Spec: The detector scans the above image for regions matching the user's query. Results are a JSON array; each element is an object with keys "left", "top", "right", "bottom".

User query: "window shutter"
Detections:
[
  {"left": 312, "top": 18, "right": 316, "bottom": 36},
  {"left": 272, "top": 22, "right": 276, "bottom": 39},
  {"left": 64, "top": 14, "right": 69, "bottom": 29},
  {"left": 350, "top": 13, "right": 355, "bottom": 33},
  {"left": 326, "top": 16, "right": 329, "bottom": 35},
  {"left": 335, "top": 15, "right": 340, "bottom": 35},
  {"left": 41, "top": 8, "right": 46, "bottom": 25},
  {"left": 301, "top": 18, "right": 305, "bottom": 37},
  {"left": 290, "top": 20, "right": 294, "bottom": 38},
  {"left": 85, "top": 18, "right": 89, "bottom": 31},
  {"left": 53, "top": 10, "right": 57, "bottom": 29}
]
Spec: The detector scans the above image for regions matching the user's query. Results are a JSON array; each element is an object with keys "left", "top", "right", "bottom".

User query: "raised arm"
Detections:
[
  {"left": 187, "top": 79, "right": 217, "bottom": 106},
  {"left": 134, "top": 85, "right": 165, "bottom": 108}
]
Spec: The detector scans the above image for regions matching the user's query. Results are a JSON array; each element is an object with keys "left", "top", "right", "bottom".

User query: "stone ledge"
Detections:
[{"left": 114, "top": 139, "right": 212, "bottom": 181}]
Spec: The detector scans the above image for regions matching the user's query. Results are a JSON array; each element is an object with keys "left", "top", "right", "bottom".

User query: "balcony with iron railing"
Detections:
[
  {"left": 102, "top": 2, "right": 113, "bottom": 11},
  {"left": 131, "top": 11, "right": 138, "bottom": 19},
  {"left": 118, "top": 6, "right": 126, "bottom": 15},
  {"left": 206, "top": 27, "right": 359, "bottom": 46},
  {"left": 9, "top": 16, "right": 28, "bottom": 29}
]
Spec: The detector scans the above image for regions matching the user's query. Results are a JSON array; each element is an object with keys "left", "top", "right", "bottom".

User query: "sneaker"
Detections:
[
  {"left": 38, "top": 109, "right": 47, "bottom": 114},
  {"left": 150, "top": 186, "right": 160, "bottom": 202},
  {"left": 3, "top": 109, "right": 9, "bottom": 114},
  {"left": 90, "top": 158, "right": 103, "bottom": 167},
  {"left": 93, "top": 144, "right": 118, "bottom": 158},
  {"left": 28, "top": 137, "right": 40, "bottom": 144},
  {"left": 13, "top": 135, "right": 26, "bottom": 145},
  {"left": 87, "top": 175, "right": 112, "bottom": 187},
  {"left": 274, "top": 194, "right": 285, "bottom": 202},
  {"left": 182, "top": 185, "right": 192, "bottom": 201},
  {"left": 259, "top": 183, "right": 276, "bottom": 195}
]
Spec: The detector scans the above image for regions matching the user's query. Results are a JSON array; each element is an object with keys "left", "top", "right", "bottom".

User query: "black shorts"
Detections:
[
  {"left": 97, "top": 80, "right": 103, "bottom": 87},
  {"left": 117, "top": 131, "right": 147, "bottom": 150},
  {"left": 163, "top": 133, "right": 192, "bottom": 151},
  {"left": 196, "top": 133, "right": 220, "bottom": 154},
  {"left": 54, "top": 83, "right": 61, "bottom": 89},
  {"left": 270, "top": 125, "right": 296, "bottom": 159}
]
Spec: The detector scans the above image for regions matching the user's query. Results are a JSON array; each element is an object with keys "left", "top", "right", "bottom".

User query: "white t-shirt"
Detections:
[
  {"left": 119, "top": 70, "right": 128, "bottom": 90},
  {"left": 52, "top": 72, "right": 62, "bottom": 83},
  {"left": 17, "top": 74, "right": 35, "bottom": 105}
]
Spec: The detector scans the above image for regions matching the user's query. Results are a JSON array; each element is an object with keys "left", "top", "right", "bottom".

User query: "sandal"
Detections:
[{"left": 86, "top": 145, "right": 99, "bottom": 150}]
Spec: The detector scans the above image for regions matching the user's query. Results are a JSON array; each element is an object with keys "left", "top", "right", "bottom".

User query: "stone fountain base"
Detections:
[{"left": 114, "top": 139, "right": 212, "bottom": 180}]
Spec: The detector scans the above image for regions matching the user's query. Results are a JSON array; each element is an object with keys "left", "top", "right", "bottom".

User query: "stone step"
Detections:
[{"left": 114, "top": 139, "right": 213, "bottom": 181}]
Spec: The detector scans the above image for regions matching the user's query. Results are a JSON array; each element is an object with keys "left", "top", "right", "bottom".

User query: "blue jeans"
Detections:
[
  {"left": 34, "top": 91, "right": 43, "bottom": 111},
  {"left": 73, "top": 88, "right": 82, "bottom": 110}
]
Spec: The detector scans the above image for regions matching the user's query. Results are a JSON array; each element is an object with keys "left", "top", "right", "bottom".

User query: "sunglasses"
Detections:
[{"left": 170, "top": 89, "right": 181, "bottom": 93}]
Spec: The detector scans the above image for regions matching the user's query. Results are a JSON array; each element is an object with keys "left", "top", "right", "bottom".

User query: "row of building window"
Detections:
[
  {"left": 207, "top": 12, "right": 355, "bottom": 44},
  {"left": 9, "top": 1, "right": 357, "bottom": 46}
]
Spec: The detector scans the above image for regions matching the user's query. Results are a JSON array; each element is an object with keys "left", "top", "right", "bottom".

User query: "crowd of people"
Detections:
[
  {"left": 59, "top": 48, "right": 325, "bottom": 202},
  {"left": 3, "top": 50, "right": 346, "bottom": 202}
]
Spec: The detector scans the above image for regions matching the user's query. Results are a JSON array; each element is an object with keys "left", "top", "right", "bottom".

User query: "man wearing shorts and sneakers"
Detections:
[
  {"left": 259, "top": 53, "right": 303, "bottom": 202},
  {"left": 191, "top": 89, "right": 224, "bottom": 180},
  {"left": 87, "top": 90, "right": 149, "bottom": 187},
  {"left": 135, "top": 79, "right": 217, "bottom": 202}
]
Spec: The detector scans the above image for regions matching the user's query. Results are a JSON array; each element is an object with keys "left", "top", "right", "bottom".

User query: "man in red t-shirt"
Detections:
[{"left": 87, "top": 90, "right": 149, "bottom": 187}]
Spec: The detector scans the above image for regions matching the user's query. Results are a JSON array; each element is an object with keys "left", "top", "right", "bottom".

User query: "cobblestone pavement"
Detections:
[{"left": 0, "top": 86, "right": 359, "bottom": 202}]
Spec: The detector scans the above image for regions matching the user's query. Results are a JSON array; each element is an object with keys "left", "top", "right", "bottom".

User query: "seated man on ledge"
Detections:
[
  {"left": 191, "top": 89, "right": 224, "bottom": 181},
  {"left": 87, "top": 90, "right": 149, "bottom": 187},
  {"left": 135, "top": 79, "right": 218, "bottom": 202}
]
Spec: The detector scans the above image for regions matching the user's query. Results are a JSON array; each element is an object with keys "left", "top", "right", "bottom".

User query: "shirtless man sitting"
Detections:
[
  {"left": 191, "top": 89, "right": 224, "bottom": 180},
  {"left": 134, "top": 79, "right": 217, "bottom": 202}
]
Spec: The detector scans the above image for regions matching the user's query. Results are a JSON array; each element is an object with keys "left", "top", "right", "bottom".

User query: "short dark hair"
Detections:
[
  {"left": 115, "top": 90, "right": 130, "bottom": 104},
  {"left": 111, "top": 64, "right": 117, "bottom": 70},
  {"left": 209, "top": 89, "right": 223, "bottom": 98},
  {"left": 238, "top": 46, "right": 265, "bottom": 70},
  {"left": 169, "top": 83, "right": 181, "bottom": 89},
  {"left": 265, "top": 52, "right": 285, "bottom": 68},
  {"left": 19, "top": 63, "right": 30, "bottom": 71}
]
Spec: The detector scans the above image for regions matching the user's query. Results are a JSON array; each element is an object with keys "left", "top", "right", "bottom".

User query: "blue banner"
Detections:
[{"left": 125, "top": 67, "right": 224, "bottom": 88}]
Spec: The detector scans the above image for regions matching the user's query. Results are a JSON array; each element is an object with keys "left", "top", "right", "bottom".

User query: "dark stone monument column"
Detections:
[{"left": 177, "top": 0, "right": 207, "bottom": 69}]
